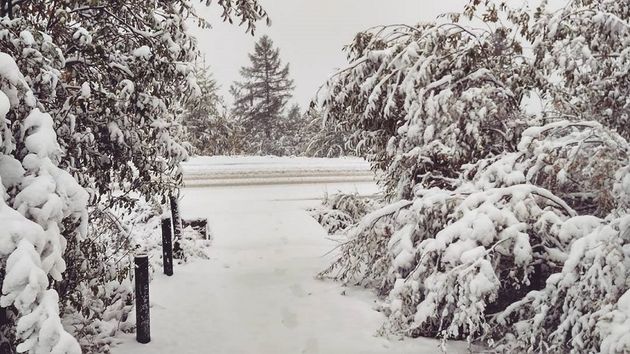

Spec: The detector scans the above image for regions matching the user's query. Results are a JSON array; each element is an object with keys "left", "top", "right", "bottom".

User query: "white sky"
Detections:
[{"left": 191, "top": 1, "right": 469, "bottom": 109}]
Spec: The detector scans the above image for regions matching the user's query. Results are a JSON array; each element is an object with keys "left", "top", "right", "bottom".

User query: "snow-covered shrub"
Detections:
[
  {"left": 464, "top": 120, "right": 630, "bottom": 216},
  {"left": 321, "top": 21, "right": 528, "bottom": 198},
  {"left": 310, "top": 193, "right": 380, "bottom": 234},
  {"left": 319, "top": 200, "right": 416, "bottom": 291},
  {"left": 385, "top": 185, "right": 575, "bottom": 339},
  {"left": 59, "top": 197, "right": 210, "bottom": 352},
  {"left": 58, "top": 204, "right": 147, "bottom": 353},
  {"left": 495, "top": 215, "right": 630, "bottom": 354},
  {"left": 322, "top": 183, "right": 576, "bottom": 340},
  {"left": 320, "top": 120, "right": 630, "bottom": 349},
  {"left": 318, "top": 1, "right": 630, "bottom": 351},
  {"left": 0, "top": 53, "right": 87, "bottom": 353}
]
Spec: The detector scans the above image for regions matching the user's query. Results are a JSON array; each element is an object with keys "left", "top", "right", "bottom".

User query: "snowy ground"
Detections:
[
  {"left": 113, "top": 157, "right": 468, "bottom": 354},
  {"left": 182, "top": 156, "right": 375, "bottom": 186}
]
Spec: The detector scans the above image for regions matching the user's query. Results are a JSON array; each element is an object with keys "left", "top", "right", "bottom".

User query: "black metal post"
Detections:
[
  {"left": 170, "top": 194, "right": 183, "bottom": 259},
  {"left": 161, "top": 217, "right": 174, "bottom": 276},
  {"left": 134, "top": 255, "right": 150, "bottom": 344}
]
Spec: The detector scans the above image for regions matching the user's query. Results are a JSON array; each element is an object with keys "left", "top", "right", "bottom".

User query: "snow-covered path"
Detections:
[{"left": 113, "top": 158, "right": 466, "bottom": 354}]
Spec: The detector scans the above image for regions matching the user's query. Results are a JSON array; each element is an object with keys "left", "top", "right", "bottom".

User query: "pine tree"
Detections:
[
  {"left": 183, "top": 66, "right": 241, "bottom": 156},
  {"left": 276, "top": 103, "right": 304, "bottom": 156},
  {"left": 231, "top": 35, "right": 294, "bottom": 154},
  {"left": 286, "top": 103, "right": 302, "bottom": 124}
]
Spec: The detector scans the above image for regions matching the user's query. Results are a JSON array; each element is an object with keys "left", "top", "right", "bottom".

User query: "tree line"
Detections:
[{"left": 183, "top": 35, "right": 353, "bottom": 158}]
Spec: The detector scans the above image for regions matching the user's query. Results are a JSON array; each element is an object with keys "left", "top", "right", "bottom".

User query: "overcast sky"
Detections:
[{"left": 191, "top": 1, "right": 469, "bottom": 109}]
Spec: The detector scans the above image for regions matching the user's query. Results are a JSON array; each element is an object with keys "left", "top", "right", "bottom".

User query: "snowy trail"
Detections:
[{"left": 113, "top": 160, "right": 466, "bottom": 354}]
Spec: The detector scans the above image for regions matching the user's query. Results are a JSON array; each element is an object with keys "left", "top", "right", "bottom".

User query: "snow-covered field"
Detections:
[
  {"left": 112, "top": 157, "right": 467, "bottom": 354},
  {"left": 182, "top": 156, "right": 375, "bottom": 186}
]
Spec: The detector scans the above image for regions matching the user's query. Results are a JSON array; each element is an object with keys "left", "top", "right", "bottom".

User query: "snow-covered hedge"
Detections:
[{"left": 320, "top": 120, "right": 630, "bottom": 351}]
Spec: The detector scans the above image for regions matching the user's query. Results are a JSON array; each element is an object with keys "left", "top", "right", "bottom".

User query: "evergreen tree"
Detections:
[
  {"left": 276, "top": 103, "right": 305, "bottom": 156},
  {"left": 231, "top": 35, "right": 294, "bottom": 154},
  {"left": 286, "top": 103, "right": 302, "bottom": 124},
  {"left": 183, "top": 66, "right": 241, "bottom": 156}
]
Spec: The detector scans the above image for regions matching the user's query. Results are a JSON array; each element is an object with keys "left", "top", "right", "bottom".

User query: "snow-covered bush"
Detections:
[
  {"left": 319, "top": 1, "right": 630, "bottom": 350},
  {"left": 321, "top": 184, "right": 576, "bottom": 339},
  {"left": 384, "top": 185, "right": 576, "bottom": 339},
  {"left": 321, "top": 21, "right": 528, "bottom": 198},
  {"left": 319, "top": 200, "right": 416, "bottom": 291},
  {"left": 464, "top": 120, "right": 630, "bottom": 216},
  {"left": 310, "top": 193, "right": 380, "bottom": 234},
  {"left": 0, "top": 53, "right": 87, "bottom": 353},
  {"left": 493, "top": 196, "right": 630, "bottom": 353},
  {"left": 320, "top": 120, "right": 630, "bottom": 349},
  {"left": 60, "top": 197, "right": 210, "bottom": 352},
  {"left": 494, "top": 215, "right": 630, "bottom": 353}
]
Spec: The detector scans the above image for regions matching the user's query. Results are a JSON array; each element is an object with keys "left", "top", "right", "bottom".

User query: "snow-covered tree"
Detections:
[
  {"left": 321, "top": 21, "right": 528, "bottom": 199},
  {"left": 303, "top": 108, "right": 355, "bottom": 158},
  {"left": 309, "top": 193, "right": 380, "bottom": 235},
  {"left": 318, "top": 1, "right": 630, "bottom": 352},
  {"left": 1, "top": 0, "right": 269, "bottom": 352},
  {"left": 1, "top": 0, "right": 269, "bottom": 207},
  {"left": 275, "top": 103, "right": 309, "bottom": 156},
  {"left": 0, "top": 52, "right": 88, "bottom": 354},
  {"left": 464, "top": 0, "right": 630, "bottom": 139},
  {"left": 182, "top": 65, "right": 241, "bottom": 156},
  {"left": 231, "top": 35, "right": 295, "bottom": 154},
  {"left": 529, "top": 0, "right": 629, "bottom": 139}
]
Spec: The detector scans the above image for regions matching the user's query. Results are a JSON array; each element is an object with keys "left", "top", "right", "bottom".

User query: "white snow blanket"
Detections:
[
  {"left": 112, "top": 157, "right": 467, "bottom": 354},
  {"left": 182, "top": 156, "right": 375, "bottom": 186}
]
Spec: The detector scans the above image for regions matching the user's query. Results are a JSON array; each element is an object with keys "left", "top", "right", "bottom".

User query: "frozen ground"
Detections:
[{"left": 113, "top": 157, "right": 468, "bottom": 354}]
